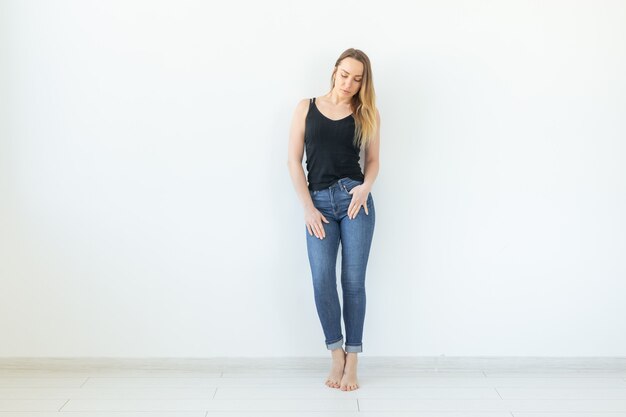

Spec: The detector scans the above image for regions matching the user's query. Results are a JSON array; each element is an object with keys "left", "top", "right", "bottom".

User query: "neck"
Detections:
[{"left": 326, "top": 88, "right": 352, "bottom": 106}]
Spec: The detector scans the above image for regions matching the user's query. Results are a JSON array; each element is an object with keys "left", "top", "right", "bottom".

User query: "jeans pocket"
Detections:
[{"left": 342, "top": 178, "right": 363, "bottom": 194}]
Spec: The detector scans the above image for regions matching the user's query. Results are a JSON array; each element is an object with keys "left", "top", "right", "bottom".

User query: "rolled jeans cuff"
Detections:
[{"left": 326, "top": 336, "right": 343, "bottom": 350}]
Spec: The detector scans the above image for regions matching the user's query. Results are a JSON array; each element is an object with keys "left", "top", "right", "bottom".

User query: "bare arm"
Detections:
[
  {"left": 287, "top": 98, "right": 315, "bottom": 210},
  {"left": 287, "top": 99, "right": 329, "bottom": 239}
]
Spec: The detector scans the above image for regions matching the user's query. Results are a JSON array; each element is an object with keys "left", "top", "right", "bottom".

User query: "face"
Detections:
[{"left": 334, "top": 57, "right": 364, "bottom": 97}]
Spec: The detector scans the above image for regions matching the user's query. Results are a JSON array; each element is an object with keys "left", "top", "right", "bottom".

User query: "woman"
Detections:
[{"left": 287, "top": 48, "right": 380, "bottom": 391}]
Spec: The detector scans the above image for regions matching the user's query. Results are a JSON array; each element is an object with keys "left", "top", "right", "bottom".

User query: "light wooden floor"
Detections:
[{"left": 1, "top": 357, "right": 625, "bottom": 416}]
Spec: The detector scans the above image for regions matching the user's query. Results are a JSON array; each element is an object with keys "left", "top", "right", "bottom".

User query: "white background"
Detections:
[{"left": 1, "top": 0, "right": 625, "bottom": 357}]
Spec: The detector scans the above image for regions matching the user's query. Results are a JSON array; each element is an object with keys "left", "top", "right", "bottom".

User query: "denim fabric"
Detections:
[{"left": 305, "top": 176, "right": 375, "bottom": 353}]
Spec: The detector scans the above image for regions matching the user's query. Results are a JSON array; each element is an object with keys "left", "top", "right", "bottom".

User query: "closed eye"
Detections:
[{"left": 341, "top": 74, "right": 362, "bottom": 82}]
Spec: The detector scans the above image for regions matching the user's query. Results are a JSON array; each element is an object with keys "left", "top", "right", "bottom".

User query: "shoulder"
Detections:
[
  {"left": 293, "top": 97, "right": 312, "bottom": 119},
  {"left": 296, "top": 97, "right": 312, "bottom": 110}
]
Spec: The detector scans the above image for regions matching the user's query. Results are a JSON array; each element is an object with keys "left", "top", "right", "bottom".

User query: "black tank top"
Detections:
[{"left": 304, "top": 97, "right": 365, "bottom": 191}]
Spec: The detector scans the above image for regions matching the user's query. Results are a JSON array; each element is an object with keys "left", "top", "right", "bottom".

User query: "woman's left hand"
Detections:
[{"left": 348, "top": 185, "right": 370, "bottom": 219}]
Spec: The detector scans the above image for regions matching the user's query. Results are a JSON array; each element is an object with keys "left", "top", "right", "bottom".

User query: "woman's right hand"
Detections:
[{"left": 305, "top": 207, "right": 329, "bottom": 239}]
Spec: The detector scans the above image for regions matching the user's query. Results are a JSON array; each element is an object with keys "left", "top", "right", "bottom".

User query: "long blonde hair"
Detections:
[{"left": 329, "top": 48, "right": 377, "bottom": 149}]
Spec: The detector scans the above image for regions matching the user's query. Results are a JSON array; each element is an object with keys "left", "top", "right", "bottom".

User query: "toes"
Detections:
[{"left": 326, "top": 379, "right": 340, "bottom": 388}]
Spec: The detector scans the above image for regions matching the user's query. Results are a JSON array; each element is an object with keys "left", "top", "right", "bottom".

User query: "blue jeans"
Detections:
[{"left": 305, "top": 177, "right": 376, "bottom": 353}]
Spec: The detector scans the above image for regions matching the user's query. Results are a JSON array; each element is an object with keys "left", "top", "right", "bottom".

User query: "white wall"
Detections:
[{"left": 1, "top": 0, "right": 625, "bottom": 357}]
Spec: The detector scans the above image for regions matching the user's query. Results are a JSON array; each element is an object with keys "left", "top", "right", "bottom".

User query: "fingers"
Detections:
[
  {"left": 348, "top": 201, "right": 363, "bottom": 220},
  {"left": 315, "top": 222, "right": 326, "bottom": 239},
  {"left": 348, "top": 199, "right": 370, "bottom": 219},
  {"left": 307, "top": 221, "right": 326, "bottom": 239},
  {"left": 306, "top": 212, "right": 328, "bottom": 240}
]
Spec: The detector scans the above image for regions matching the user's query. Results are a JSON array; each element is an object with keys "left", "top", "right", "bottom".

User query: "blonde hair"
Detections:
[{"left": 329, "top": 48, "right": 377, "bottom": 149}]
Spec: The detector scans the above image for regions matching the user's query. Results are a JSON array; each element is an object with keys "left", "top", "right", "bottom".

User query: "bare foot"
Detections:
[
  {"left": 340, "top": 352, "right": 359, "bottom": 391},
  {"left": 325, "top": 348, "right": 346, "bottom": 388}
]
